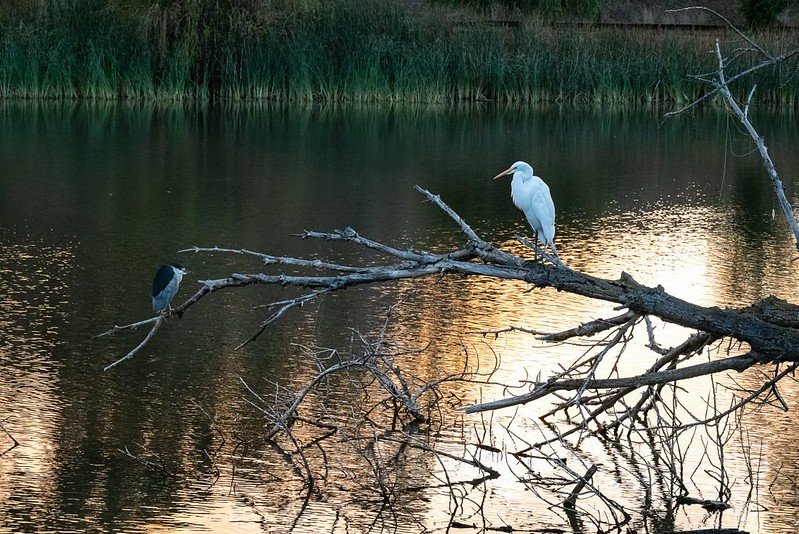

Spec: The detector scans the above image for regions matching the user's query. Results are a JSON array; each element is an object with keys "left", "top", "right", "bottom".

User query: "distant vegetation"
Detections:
[
  {"left": 429, "top": 0, "right": 600, "bottom": 18},
  {"left": 740, "top": 0, "right": 792, "bottom": 29},
  {"left": 0, "top": 0, "right": 796, "bottom": 103}
]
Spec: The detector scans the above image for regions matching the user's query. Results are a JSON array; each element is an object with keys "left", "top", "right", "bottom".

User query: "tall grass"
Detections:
[{"left": 0, "top": 0, "right": 796, "bottom": 104}]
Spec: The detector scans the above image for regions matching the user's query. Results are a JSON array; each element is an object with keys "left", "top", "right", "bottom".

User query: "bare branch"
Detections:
[
  {"left": 413, "top": 185, "right": 482, "bottom": 243},
  {"left": 180, "top": 246, "right": 369, "bottom": 273},
  {"left": 710, "top": 39, "right": 799, "bottom": 250},
  {"left": 538, "top": 311, "right": 638, "bottom": 342},
  {"left": 676, "top": 362, "right": 799, "bottom": 430},
  {"left": 381, "top": 433, "right": 501, "bottom": 479},
  {"left": 237, "top": 289, "right": 332, "bottom": 349},
  {"left": 464, "top": 353, "right": 758, "bottom": 414},
  {"left": 666, "top": 7, "right": 772, "bottom": 59},
  {"left": 94, "top": 316, "right": 159, "bottom": 339},
  {"left": 103, "top": 316, "right": 165, "bottom": 371},
  {"left": 663, "top": 47, "right": 799, "bottom": 121},
  {"left": 244, "top": 335, "right": 434, "bottom": 441},
  {"left": 563, "top": 464, "right": 597, "bottom": 511},
  {"left": 297, "top": 227, "right": 441, "bottom": 263}
]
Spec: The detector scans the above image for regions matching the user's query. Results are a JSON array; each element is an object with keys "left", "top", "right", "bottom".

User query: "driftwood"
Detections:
[{"left": 99, "top": 181, "right": 799, "bottom": 425}]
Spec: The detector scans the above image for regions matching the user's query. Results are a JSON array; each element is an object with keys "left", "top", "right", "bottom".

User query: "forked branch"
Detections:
[
  {"left": 100, "top": 180, "right": 799, "bottom": 436},
  {"left": 663, "top": 7, "right": 799, "bottom": 250}
]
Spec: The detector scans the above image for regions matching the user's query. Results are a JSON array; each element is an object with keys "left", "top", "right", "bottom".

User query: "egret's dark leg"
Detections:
[
  {"left": 549, "top": 242, "right": 562, "bottom": 265},
  {"left": 522, "top": 231, "right": 540, "bottom": 269}
]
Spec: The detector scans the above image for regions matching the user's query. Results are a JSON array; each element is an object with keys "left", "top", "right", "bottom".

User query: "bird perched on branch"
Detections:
[
  {"left": 152, "top": 263, "right": 188, "bottom": 315},
  {"left": 493, "top": 161, "right": 557, "bottom": 258}
]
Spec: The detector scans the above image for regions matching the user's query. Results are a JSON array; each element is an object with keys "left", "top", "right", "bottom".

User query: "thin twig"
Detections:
[
  {"left": 104, "top": 315, "right": 164, "bottom": 371},
  {"left": 180, "top": 245, "right": 369, "bottom": 273},
  {"left": 237, "top": 289, "right": 332, "bottom": 349},
  {"left": 94, "top": 316, "right": 159, "bottom": 338},
  {"left": 666, "top": 7, "right": 772, "bottom": 59}
]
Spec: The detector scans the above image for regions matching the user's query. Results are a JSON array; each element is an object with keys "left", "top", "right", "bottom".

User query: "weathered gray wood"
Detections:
[
  {"left": 180, "top": 238, "right": 799, "bottom": 365},
  {"left": 464, "top": 353, "right": 757, "bottom": 414}
]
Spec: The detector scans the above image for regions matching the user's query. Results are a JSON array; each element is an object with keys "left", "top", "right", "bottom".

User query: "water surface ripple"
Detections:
[{"left": 1, "top": 103, "right": 798, "bottom": 533}]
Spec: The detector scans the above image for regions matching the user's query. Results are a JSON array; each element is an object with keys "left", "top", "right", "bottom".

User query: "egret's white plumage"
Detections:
[{"left": 493, "top": 161, "right": 556, "bottom": 251}]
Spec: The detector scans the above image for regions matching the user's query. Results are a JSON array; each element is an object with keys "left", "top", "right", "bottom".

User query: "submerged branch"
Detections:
[
  {"left": 0, "top": 419, "right": 19, "bottom": 455},
  {"left": 464, "top": 353, "right": 759, "bottom": 414}
]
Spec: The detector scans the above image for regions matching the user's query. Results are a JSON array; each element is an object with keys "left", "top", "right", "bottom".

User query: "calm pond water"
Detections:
[{"left": 2, "top": 101, "right": 799, "bottom": 533}]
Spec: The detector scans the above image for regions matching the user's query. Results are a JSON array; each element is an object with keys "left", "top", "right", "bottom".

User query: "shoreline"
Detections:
[{"left": 0, "top": 1, "right": 796, "bottom": 105}]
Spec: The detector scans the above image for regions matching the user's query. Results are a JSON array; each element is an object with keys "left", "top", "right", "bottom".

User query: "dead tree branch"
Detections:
[
  {"left": 242, "top": 305, "right": 489, "bottom": 439},
  {"left": 662, "top": 8, "right": 799, "bottom": 250},
  {"left": 118, "top": 442, "right": 175, "bottom": 476},
  {"left": 465, "top": 353, "right": 757, "bottom": 414},
  {"left": 100, "top": 183, "right": 799, "bottom": 427},
  {"left": 103, "top": 315, "right": 164, "bottom": 371},
  {"left": 666, "top": 7, "right": 771, "bottom": 59}
]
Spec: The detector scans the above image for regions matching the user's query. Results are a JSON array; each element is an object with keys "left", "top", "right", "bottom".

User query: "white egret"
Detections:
[
  {"left": 152, "top": 263, "right": 188, "bottom": 314},
  {"left": 493, "top": 161, "right": 557, "bottom": 258}
]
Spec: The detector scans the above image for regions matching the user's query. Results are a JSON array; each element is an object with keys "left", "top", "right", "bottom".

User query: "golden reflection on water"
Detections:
[
  {"left": 0, "top": 236, "right": 74, "bottom": 529},
  {"left": 5, "top": 104, "right": 799, "bottom": 533},
  {"left": 3, "top": 204, "right": 798, "bottom": 533},
  {"left": 382, "top": 201, "right": 799, "bottom": 533}
]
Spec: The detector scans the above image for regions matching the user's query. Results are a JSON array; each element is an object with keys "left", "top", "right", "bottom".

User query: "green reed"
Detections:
[{"left": 0, "top": 0, "right": 796, "bottom": 104}]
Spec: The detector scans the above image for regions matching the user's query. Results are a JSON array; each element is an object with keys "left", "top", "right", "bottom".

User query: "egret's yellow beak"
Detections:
[{"left": 493, "top": 166, "right": 515, "bottom": 180}]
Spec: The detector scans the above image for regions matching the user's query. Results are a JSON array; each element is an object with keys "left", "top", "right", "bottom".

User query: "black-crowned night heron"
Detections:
[{"left": 152, "top": 263, "right": 188, "bottom": 314}]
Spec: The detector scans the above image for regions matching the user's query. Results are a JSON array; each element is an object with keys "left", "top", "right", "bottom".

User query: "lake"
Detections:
[{"left": 1, "top": 101, "right": 799, "bottom": 533}]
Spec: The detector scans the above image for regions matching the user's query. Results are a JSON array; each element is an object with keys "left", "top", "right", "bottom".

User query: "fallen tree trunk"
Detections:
[
  {"left": 178, "top": 186, "right": 799, "bottom": 363},
  {"left": 102, "top": 185, "right": 799, "bottom": 426}
]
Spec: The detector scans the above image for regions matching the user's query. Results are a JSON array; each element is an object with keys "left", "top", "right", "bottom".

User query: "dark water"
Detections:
[{"left": 1, "top": 102, "right": 799, "bottom": 533}]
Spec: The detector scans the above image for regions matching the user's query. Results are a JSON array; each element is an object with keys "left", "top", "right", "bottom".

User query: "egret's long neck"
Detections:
[{"left": 510, "top": 173, "right": 525, "bottom": 209}]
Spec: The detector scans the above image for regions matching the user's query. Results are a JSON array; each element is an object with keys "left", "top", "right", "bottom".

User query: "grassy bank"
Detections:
[{"left": 0, "top": 0, "right": 796, "bottom": 104}]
